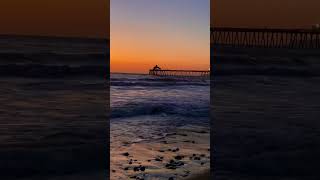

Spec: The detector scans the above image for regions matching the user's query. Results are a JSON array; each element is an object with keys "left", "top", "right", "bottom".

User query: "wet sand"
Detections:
[
  {"left": 186, "top": 172, "right": 210, "bottom": 180},
  {"left": 111, "top": 124, "right": 210, "bottom": 180}
]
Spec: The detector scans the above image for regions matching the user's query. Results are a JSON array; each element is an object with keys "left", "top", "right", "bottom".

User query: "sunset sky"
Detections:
[
  {"left": 1, "top": 0, "right": 319, "bottom": 72},
  {"left": 0, "top": 1, "right": 319, "bottom": 37},
  {"left": 0, "top": 0, "right": 109, "bottom": 38},
  {"left": 111, "top": 0, "right": 210, "bottom": 73},
  {"left": 212, "top": 0, "right": 320, "bottom": 28}
]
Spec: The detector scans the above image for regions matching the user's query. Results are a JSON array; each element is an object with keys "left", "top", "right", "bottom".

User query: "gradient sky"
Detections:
[
  {"left": 0, "top": 0, "right": 109, "bottom": 38},
  {"left": 212, "top": 0, "right": 320, "bottom": 28},
  {"left": 0, "top": 1, "right": 318, "bottom": 38},
  {"left": 111, "top": 0, "right": 210, "bottom": 73}
]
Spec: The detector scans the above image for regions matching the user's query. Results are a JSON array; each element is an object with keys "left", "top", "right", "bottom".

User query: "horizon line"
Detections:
[
  {"left": 0, "top": 33, "right": 110, "bottom": 41},
  {"left": 111, "top": 72, "right": 148, "bottom": 75}
]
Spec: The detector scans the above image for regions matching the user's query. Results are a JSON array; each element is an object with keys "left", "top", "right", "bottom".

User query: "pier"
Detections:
[
  {"left": 211, "top": 27, "right": 320, "bottom": 49},
  {"left": 149, "top": 69, "right": 210, "bottom": 78}
]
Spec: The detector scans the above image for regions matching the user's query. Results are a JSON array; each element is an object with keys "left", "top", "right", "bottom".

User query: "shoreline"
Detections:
[
  {"left": 186, "top": 171, "right": 210, "bottom": 180},
  {"left": 111, "top": 123, "right": 210, "bottom": 180}
]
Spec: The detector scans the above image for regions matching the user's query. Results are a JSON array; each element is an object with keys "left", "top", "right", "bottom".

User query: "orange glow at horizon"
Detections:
[
  {"left": 111, "top": 32, "right": 210, "bottom": 73},
  {"left": 111, "top": 0, "right": 209, "bottom": 74}
]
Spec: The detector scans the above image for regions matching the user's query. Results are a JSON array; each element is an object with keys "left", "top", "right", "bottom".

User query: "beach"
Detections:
[{"left": 110, "top": 74, "right": 210, "bottom": 180}]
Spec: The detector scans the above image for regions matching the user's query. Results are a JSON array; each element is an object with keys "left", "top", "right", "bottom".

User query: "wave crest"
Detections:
[{"left": 111, "top": 102, "right": 209, "bottom": 118}]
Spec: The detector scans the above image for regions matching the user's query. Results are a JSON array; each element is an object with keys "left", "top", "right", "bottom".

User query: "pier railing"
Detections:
[
  {"left": 149, "top": 69, "right": 210, "bottom": 78},
  {"left": 211, "top": 27, "right": 320, "bottom": 49}
]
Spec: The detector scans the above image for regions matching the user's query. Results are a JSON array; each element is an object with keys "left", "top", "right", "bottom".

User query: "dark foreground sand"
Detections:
[
  {"left": 111, "top": 124, "right": 210, "bottom": 180},
  {"left": 186, "top": 171, "right": 210, "bottom": 180}
]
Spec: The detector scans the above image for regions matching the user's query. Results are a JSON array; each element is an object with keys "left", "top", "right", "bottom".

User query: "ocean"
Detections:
[
  {"left": 212, "top": 46, "right": 320, "bottom": 180},
  {"left": 110, "top": 73, "right": 210, "bottom": 180},
  {"left": 0, "top": 36, "right": 109, "bottom": 179},
  {"left": 0, "top": 35, "right": 210, "bottom": 179}
]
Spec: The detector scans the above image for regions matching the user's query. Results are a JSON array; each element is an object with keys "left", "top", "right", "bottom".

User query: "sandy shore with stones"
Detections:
[{"left": 111, "top": 124, "right": 210, "bottom": 180}]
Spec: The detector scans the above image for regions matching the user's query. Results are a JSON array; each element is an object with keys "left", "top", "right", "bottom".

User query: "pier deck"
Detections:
[
  {"left": 149, "top": 69, "right": 210, "bottom": 78},
  {"left": 211, "top": 27, "right": 320, "bottom": 49}
]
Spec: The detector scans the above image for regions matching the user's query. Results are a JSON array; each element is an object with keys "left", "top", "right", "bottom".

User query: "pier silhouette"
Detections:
[
  {"left": 211, "top": 27, "right": 320, "bottom": 49},
  {"left": 149, "top": 66, "right": 210, "bottom": 78}
]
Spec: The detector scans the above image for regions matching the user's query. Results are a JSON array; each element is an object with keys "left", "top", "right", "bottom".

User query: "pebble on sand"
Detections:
[{"left": 122, "top": 152, "right": 130, "bottom": 156}]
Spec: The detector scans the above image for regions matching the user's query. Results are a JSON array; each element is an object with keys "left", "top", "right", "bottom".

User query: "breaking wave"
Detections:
[{"left": 111, "top": 102, "right": 209, "bottom": 119}]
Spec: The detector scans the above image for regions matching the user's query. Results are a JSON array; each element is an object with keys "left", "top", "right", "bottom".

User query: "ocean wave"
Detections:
[
  {"left": 0, "top": 64, "right": 108, "bottom": 78},
  {"left": 111, "top": 81, "right": 209, "bottom": 87},
  {"left": 212, "top": 67, "right": 319, "bottom": 76},
  {"left": 0, "top": 52, "right": 108, "bottom": 65},
  {"left": 111, "top": 76, "right": 210, "bottom": 87},
  {"left": 111, "top": 102, "right": 209, "bottom": 119}
]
